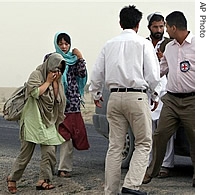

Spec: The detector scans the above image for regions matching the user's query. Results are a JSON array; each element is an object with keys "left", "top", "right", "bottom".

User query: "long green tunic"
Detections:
[{"left": 20, "top": 88, "right": 65, "bottom": 145}]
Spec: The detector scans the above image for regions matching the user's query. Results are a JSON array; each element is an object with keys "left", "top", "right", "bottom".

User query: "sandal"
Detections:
[
  {"left": 158, "top": 167, "right": 169, "bottom": 178},
  {"left": 36, "top": 179, "right": 55, "bottom": 190},
  {"left": 57, "top": 170, "right": 71, "bottom": 178},
  {"left": 142, "top": 173, "right": 152, "bottom": 184},
  {"left": 7, "top": 177, "right": 17, "bottom": 194}
]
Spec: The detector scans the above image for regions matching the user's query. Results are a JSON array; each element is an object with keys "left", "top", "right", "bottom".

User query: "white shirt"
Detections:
[
  {"left": 89, "top": 29, "right": 161, "bottom": 101},
  {"left": 150, "top": 75, "right": 167, "bottom": 120},
  {"left": 148, "top": 36, "right": 165, "bottom": 52},
  {"left": 147, "top": 37, "right": 169, "bottom": 120},
  {"left": 160, "top": 32, "right": 195, "bottom": 93}
]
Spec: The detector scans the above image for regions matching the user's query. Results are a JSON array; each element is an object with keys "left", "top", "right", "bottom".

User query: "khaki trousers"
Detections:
[
  {"left": 9, "top": 140, "right": 56, "bottom": 181},
  {"left": 58, "top": 139, "right": 73, "bottom": 172},
  {"left": 147, "top": 93, "right": 195, "bottom": 177},
  {"left": 105, "top": 92, "right": 152, "bottom": 195}
]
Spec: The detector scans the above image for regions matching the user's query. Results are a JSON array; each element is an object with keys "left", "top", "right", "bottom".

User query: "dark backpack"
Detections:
[{"left": 3, "top": 83, "right": 27, "bottom": 121}]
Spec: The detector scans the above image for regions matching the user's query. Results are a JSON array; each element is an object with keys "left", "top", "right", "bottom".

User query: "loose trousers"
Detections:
[
  {"left": 58, "top": 139, "right": 73, "bottom": 172},
  {"left": 9, "top": 140, "right": 56, "bottom": 181},
  {"left": 105, "top": 92, "right": 152, "bottom": 195},
  {"left": 147, "top": 93, "right": 195, "bottom": 177},
  {"left": 149, "top": 119, "right": 175, "bottom": 168}
]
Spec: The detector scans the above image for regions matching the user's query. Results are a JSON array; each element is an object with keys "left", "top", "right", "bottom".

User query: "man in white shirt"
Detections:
[
  {"left": 143, "top": 11, "right": 195, "bottom": 188},
  {"left": 89, "top": 5, "right": 161, "bottom": 195},
  {"left": 146, "top": 12, "right": 174, "bottom": 178}
]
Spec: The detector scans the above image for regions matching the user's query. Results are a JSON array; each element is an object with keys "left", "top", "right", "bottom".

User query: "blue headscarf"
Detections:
[{"left": 54, "top": 32, "right": 87, "bottom": 97}]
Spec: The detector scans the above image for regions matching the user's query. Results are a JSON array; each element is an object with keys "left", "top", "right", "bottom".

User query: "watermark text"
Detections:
[{"left": 200, "top": 2, "right": 206, "bottom": 38}]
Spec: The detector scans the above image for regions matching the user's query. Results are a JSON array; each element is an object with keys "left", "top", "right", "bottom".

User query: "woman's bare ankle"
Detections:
[{"left": 36, "top": 180, "right": 45, "bottom": 186}]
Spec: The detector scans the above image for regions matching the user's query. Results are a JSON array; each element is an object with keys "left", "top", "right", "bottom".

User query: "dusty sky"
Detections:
[{"left": 0, "top": 0, "right": 195, "bottom": 87}]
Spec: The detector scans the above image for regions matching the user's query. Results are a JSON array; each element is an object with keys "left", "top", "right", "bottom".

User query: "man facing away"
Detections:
[
  {"left": 143, "top": 11, "right": 195, "bottom": 188},
  {"left": 146, "top": 12, "right": 174, "bottom": 178},
  {"left": 89, "top": 5, "right": 161, "bottom": 195}
]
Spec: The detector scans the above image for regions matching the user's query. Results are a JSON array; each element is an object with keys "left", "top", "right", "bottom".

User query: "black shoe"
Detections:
[{"left": 121, "top": 187, "right": 147, "bottom": 195}]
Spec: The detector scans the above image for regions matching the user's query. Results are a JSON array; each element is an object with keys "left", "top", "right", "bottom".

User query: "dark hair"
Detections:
[
  {"left": 166, "top": 11, "right": 187, "bottom": 30},
  {"left": 119, "top": 5, "right": 142, "bottom": 29},
  {"left": 60, "top": 60, "right": 66, "bottom": 74},
  {"left": 148, "top": 14, "right": 164, "bottom": 27},
  {"left": 57, "top": 33, "right": 71, "bottom": 45}
]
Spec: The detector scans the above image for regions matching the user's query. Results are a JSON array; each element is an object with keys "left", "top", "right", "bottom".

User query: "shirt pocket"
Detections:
[{"left": 184, "top": 54, "right": 195, "bottom": 71}]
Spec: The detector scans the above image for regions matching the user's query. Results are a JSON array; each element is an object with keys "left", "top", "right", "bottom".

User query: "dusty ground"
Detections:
[
  {"left": 0, "top": 88, "right": 195, "bottom": 195},
  {"left": 0, "top": 88, "right": 100, "bottom": 195}
]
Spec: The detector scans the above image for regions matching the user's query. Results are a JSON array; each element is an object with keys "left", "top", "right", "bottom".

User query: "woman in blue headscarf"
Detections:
[{"left": 44, "top": 32, "right": 89, "bottom": 178}]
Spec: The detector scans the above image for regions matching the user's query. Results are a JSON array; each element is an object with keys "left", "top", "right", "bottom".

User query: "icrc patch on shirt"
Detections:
[{"left": 180, "top": 60, "right": 190, "bottom": 72}]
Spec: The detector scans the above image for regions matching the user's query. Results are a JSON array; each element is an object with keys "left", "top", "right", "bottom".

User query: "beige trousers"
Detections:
[
  {"left": 58, "top": 139, "right": 73, "bottom": 172},
  {"left": 147, "top": 93, "right": 195, "bottom": 177},
  {"left": 105, "top": 92, "right": 152, "bottom": 195},
  {"left": 9, "top": 140, "right": 56, "bottom": 181}
]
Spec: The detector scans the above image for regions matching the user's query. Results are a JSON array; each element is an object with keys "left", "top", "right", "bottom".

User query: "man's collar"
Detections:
[
  {"left": 122, "top": 29, "right": 137, "bottom": 34},
  {"left": 172, "top": 31, "right": 194, "bottom": 45}
]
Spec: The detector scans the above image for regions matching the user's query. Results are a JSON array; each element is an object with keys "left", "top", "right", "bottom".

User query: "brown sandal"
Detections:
[
  {"left": 36, "top": 179, "right": 55, "bottom": 190},
  {"left": 57, "top": 170, "right": 71, "bottom": 178},
  {"left": 158, "top": 167, "right": 170, "bottom": 178},
  {"left": 142, "top": 173, "right": 152, "bottom": 184},
  {"left": 7, "top": 177, "right": 17, "bottom": 194}
]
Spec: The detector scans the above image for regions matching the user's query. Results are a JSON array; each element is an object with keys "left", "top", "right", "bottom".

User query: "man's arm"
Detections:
[{"left": 89, "top": 47, "right": 105, "bottom": 107}]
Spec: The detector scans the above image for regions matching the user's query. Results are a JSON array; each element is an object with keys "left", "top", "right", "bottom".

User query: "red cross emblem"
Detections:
[{"left": 180, "top": 61, "right": 190, "bottom": 72}]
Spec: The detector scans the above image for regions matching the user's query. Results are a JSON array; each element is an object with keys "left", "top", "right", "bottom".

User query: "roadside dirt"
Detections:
[
  {"left": 0, "top": 92, "right": 101, "bottom": 195},
  {"left": 0, "top": 91, "right": 195, "bottom": 195}
]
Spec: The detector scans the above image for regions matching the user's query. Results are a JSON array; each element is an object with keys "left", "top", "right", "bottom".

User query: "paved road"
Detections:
[
  {"left": 0, "top": 116, "right": 194, "bottom": 194},
  {"left": 0, "top": 116, "right": 108, "bottom": 167}
]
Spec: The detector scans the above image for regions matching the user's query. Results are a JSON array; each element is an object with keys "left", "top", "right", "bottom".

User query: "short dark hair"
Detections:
[
  {"left": 148, "top": 14, "right": 165, "bottom": 27},
  {"left": 166, "top": 11, "right": 187, "bottom": 30},
  {"left": 57, "top": 33, "right": 71, "bottom": 45},
  {"left": 119, "top": 5, "right": 142, "bottom": 29}
]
